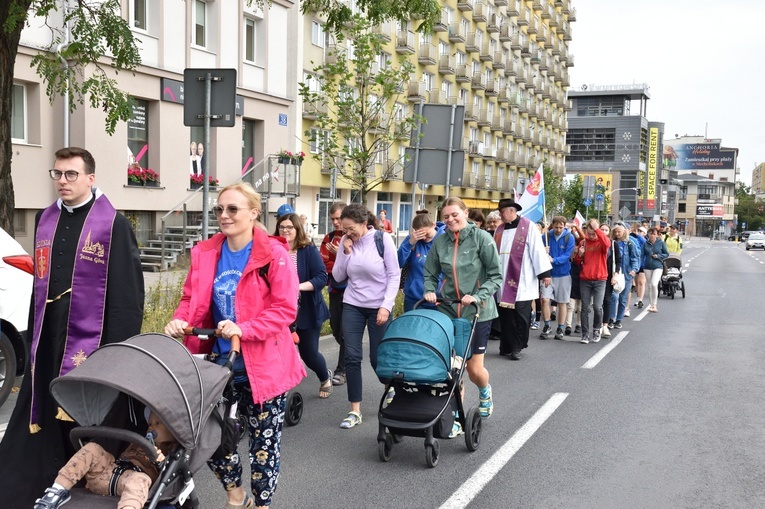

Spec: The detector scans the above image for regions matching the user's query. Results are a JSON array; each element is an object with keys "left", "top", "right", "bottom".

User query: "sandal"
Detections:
[
  {"left": 319, "top": 370, "right": 333, "bottom": 399},
  {"left": 224, "top": 492, "right": 253, "bottom": 509},
  {"left": 449, "top": 421, "right": 464, "bottom": 438},
  {"left": 340, "top": 411, "right": 362, "bottom": 429}
]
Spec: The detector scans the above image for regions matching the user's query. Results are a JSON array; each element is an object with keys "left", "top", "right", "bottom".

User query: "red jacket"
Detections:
[
  {"left": 173, "top": 227, "right": 305, "bottom": 404},
  {"left": 575, "top": 227, "right": 610, "bottom": 281}
]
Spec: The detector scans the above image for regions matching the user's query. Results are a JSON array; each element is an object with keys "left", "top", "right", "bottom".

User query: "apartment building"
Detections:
[
  {"left": 11, "top": 0, "right": 301, "bottom": 253},
  {"left": 299, "top": 0, "right": 576, "bottom": 236},
  {"left": 673, "top": 173, "right": 736, "bottom": 239}
]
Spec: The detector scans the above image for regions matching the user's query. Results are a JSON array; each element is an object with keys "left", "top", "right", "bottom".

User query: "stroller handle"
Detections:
[
  {"left": 414, "top": 298, "right": 479, "bottom": 317},
  {"left": 183, "top": 327, "right": 240, "bottom": 367}
]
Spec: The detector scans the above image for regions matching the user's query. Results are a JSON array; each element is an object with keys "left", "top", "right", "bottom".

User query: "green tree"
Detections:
[
  {"left": 299, "top": 15, "right": 420, "bottom": 205},
  {"left": 542, "top": 163, "right": 565, "bottom": 218},
  {"left": 301, "top": 0, "right": 440, "bottom": 35},
  {"left": 734, "top": 187, "right": 765, "bottom": 232},
  {"left": 1, "top": 0, "right": 140, "bottom": 234}
]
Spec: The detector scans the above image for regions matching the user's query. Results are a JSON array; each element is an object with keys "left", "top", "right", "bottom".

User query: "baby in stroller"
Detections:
[{"left": 34, "top": 411, "right": 178, "bottom": 509}]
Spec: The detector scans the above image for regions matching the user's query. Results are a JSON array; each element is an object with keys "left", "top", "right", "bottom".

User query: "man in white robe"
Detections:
[{"left": 494, "top": 199, "right": 552, "bottom": 360}]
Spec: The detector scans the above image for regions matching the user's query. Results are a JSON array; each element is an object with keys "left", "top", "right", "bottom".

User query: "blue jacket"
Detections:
[
  {"left": 630, "top": 233, "right": 647, "bottom": 269},
  {"left": 544, "top": 228, "right": 575, "bottom": 278},
  {"left": 642, "top": 239, "right": 669, "bottom": 271},
  {"left": 618, "top": 237, "right": 640, "bottom": 276},
  {"left": 295, "top": 244, "right": 331, "bottom": 329},
  {"left": 398, "top": 221, "right": 446, "bottom": 303}
]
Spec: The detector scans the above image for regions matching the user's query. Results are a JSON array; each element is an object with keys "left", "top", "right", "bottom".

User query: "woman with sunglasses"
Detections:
[
  {"left": 165, "top": 183, "right": 305, "bottom": 508},
  {"left": 274, "top": 213, "right": 333, "bottom": 398}
]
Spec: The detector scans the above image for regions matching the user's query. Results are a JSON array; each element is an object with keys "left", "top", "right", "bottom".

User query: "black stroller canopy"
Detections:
[{"left": 50, "top": 334, "right": 230, "bottom": 450}]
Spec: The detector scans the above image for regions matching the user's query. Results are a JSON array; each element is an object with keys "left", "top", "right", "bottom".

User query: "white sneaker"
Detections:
[
  {"left": 592, "top": 330, "right": 602, "bottom": 343},
  {"left": 624, "top": 309, "right": 631, "bottom": 317},
  {"left": 601, "top": 325, "right": 611, "bottom": 338}
]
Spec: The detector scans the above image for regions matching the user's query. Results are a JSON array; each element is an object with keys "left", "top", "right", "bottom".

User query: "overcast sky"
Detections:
[{"left": 568, "top": 0, "right": 764, "bottom": 185}]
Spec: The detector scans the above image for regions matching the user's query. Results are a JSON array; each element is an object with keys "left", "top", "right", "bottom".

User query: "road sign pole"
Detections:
[{"left": 202, "top": 72, "right": 211, "bottom": 239}]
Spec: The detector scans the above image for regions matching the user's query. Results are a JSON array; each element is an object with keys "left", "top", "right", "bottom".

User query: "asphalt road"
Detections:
[{"left": 4, "top": 239, "right": 765, "bottom": 508}]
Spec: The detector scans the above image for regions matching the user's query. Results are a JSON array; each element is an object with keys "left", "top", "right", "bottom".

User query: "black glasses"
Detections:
[
  {"left": 49, "top": 169, "right": 82, "bottom": 182},
  {"left": 278, "top": 225, "right": 295, "bottom": 231},
  {"left": 213, "top": 205, "right": 251, "bottom": 217}
]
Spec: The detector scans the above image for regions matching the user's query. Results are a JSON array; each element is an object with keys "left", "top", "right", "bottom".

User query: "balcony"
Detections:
[
  {"left": 457, "top": 0, "right": 474, "bottom": 12},
  {"left": 528, "top": 156, "right": 537, "bottom": 168},
  {"left": 516, "top": 68, "right": 527, "bottom": 83},
  {"left": 469, "top": 140, "right": 484, "bottom": 156},
  {"left": 479, "top": 42, "right": 493, "bottom": 63},
  {"left": 407, "top": 80, "right": 427, "bottom": 102},
  {"left": 386, "top": 160, "right": 404, "bottom": 180},
  {"left": 325, "top": 45, "right": 340, "bottom": 65},
  {"left": 538, "top": 53, "right": 549, "bottom": 71},
  {"left": 429, "top": 89, "right": 448, "bottom": 105},
  {"left": 496, "top": 148, "right": 508, "bottom": 162},
  {"left": 485, "top": 79, "right": 498, "bottom": 96},
  {"left": 550, "top": 36, "right": 560, "bottom": 55},
  {"left": 478, "top": 109, "right": 491, "bottom": 127},
  {"left": 493, "top": 52, "right": 505, "bottom": 70},
  {"left": 471, "top": 73, "right": 486, "bottom": 90},
  {"left": 527, "top": 16, "right": 537, "bottom": 35},
  {"left": 499, "top": 24, "right": 512, "bottom": 42},
  {"left": 456, "top": 64, "right": 472, "bottom": 82},
  {"left": 487, "top": 14, "right": 499, "bottom": 33},
  {"left": 464, "top": 104, "right": 479, "bottom": 121},
  {"left": 448, "top": 95, "right": 464, "bottom": 106},
  {"left": 507, "top": 0, "right": 520, "bottom": 17},
  {"left": 495, "top": 0, "right": 508, "bottom": 5},
  {"left": 519, "top": 98, "right": 529, "bottom": 113},
  {"left": 542, "top": 2, "right": 553, "bottom": 19},
  {"left": 566, "top": 54, "right": 575, "bottom": 67},
  {"left": 508, "top": 94, "right": 521, "bottom": 109},
  {"left": 395, "top": 30, "right": 415, "bottom": 54},
  {"left": 473, "top": 1, "right": 488, "bottom": 22},
  {"left": 497, "top": 87, "right": 510, "bottom": 103},
  {"left": 520, "top": 41, "right": 531, "bottom": 57},
  {"left": 562, "top": 21, "right": 572, "bottom": 41},
  {"left": 418, "top": 43, "right": 437, "bottom": 65},
  {"left": 549, "top": 11, "right": 561, "bottom": 28},
  {"left": 510, "top": 33, "right": 522, "bottom": 51},
  {"left": 302, "top": 101, "right": 328, "bottom": 120},
  {"left": 448, "top": 22, "right": 466, "bottom": 43},
  {"left": 536, "top": 28, "right": 547, "bottom": 43},
  {"left": 561, "top": 0, "right": 571, "bottom": 14},
  {"left": 505, "top": 58, "right": 517, "bottom": 76},
  {"left": 462, "top": 171, "right": 476, "bottom": 188},
  {"left": 433, "top": 10, "right": 449, "bottom": 32},
  {"left": 491, "top": 114, "right": 503, "bottom": 131},
  {"left": 516, "top": 153, "right": 528, "bottom": 168},
  {"left": 466, "top": 32, "right": 480, "bottom": 53},
  {"left": 438, "top": 54, "right": 456, "bottom": 75},
  {"left": 371, "top": 22, "right": 393, "bottom": 42},
  {"left": 503, "top": 120, "right": 516, "bottom": 136},
  {"left": 532, "top": 0, "right": 543, "bottom": 11},
  {"left": 506, "top": 152, "right": 517, "bottom": 166},
  {"left": 517, "top": 9, "right": 529, "bottom": 26},
  {"left": 368, "top": 113, "right": 390, "bottom": 134},
  {"left": 569, "top": 6, "right": 577, "bottom": 21}
]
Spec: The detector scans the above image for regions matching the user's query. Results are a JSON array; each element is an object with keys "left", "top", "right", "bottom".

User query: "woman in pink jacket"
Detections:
[{"left": 165, "top": 183, "right": 305, "bottom": 509}]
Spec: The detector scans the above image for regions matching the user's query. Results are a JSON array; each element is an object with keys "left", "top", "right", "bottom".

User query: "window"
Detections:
[
  {"left": 194, "top": 0, "right": 207, "bottom": 47},
  {"left": 127, "top": 99, "right": 149, "bottom": 171},
  {"left": 378, "top": 51, "right": 390, "bottom": 69},
  {"left": 377, "top": 192, "right": 393, "bottom": 228},
  {"left": 310, "top": 128, "right": 330, "bottom": 154},
  {"left": 245, "top": 18, "right": 256, "bottom": 62},
  {"left": 456, "top": 51, "right": 466, "bottom": 65},
  {"left": 242, "top": 119, "right": 256, "bottom": 175},
  {"left": 423, "top": 72, "right": 434, "bottom": 91},
  {"left": 311, "top": 21, "right": 325, "bottom": 48},
  {"left": 11, "top": 83, "right": 26, "bottom": 143},
  {"left": 133, "top": 0, "right": 147, "bottom": 30},
  {"left": 318, "top": 187, "right": 341, "bottom": 235},
  {"left": 399, "top": 193, "right": 412, "bottom": 231}
]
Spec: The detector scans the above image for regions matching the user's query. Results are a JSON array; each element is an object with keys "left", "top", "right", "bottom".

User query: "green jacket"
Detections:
[{"left": 424, "top": 221, "right": 501, "bottom": 322}]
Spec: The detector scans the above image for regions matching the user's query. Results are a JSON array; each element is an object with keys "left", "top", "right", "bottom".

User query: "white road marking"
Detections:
[
  {"left": 581, "top": 331, "right": 629, "bottom": 369},
  {"left": 439, "top": 393, "right": 569, "bottom": 509},
  {"left": 632, "top": 309, "right": 650, "bottom": 321}
]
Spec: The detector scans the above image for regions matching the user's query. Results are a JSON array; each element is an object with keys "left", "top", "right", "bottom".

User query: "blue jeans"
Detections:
[
  {"left": 343, "top": 304, "right": 392, "bottom": 403},
  {"left": 579, "top": 280, "right": 606, "bottom": 338},
  {"left": 613, "top": 275, "right": 634, "bottom": 321}
]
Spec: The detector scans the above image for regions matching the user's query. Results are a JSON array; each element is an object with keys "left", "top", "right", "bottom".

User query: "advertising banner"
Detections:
[
  {"left": 647, "top": 127, "right": 659, "bottom": 209},
  {"left": 696, "top": 204, "right": 724, "bottom": 218},
  {"left": 582, "top": 173, "right": 613, "bottom": 213},
  {"left": 663, "top": 142, "right": 735, "bottom": 171}
]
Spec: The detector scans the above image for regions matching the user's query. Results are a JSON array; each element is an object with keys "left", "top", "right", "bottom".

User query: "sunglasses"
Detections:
[{"left": 213, "top": 205, "right": 251, "bottom": 217}]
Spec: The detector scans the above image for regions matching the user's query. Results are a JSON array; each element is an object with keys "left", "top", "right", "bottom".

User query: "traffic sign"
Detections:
[
  {"left": 595, "top": 193, "right": 604, "bottom": 201},
  {"left": 619, "top": 206, "right": 631, "bottom": 218},
  {"left": 584, "top": 198, "right": 592, "bottom": 207}
]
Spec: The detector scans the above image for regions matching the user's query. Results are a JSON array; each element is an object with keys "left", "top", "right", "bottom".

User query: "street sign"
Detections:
[
  {"left": 584, "top": 198, "right": 592, "bottom": 207},
  {"left": 619, "top": 206, "right": 631, "bottom": 218},
  {"left": 183, "top": 68, "right": 237, "bottom": 127},
  {"left": 595, "top": 193, "right": 604, "bottom": 201},
  {"left": 583, "top": 175, "right": 595, "bottom": 200}
]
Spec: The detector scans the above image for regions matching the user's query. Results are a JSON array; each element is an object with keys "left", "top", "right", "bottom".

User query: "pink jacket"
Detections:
[{"left": 173, "top": 227, "right": 306, "bottom": 404}]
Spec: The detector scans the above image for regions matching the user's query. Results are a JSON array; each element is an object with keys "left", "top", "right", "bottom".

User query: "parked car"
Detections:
[
  {"left": 745, "top": 233, "right": 765, "bottom": 251},
  {"left": 0, "top": 227, "right": 33, "bottom": 408}
]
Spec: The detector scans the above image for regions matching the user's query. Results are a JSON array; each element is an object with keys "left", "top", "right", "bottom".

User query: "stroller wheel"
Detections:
[
  {"left": 391, "top": 433, "right": 403, "bottom": 444},
  {"left": 425, "top": 440, "right": 440, "bottom": 468},
  {"left": 285, "top": 391, "right": 304, "bottom": 426},
  {"left": 464, "top": 407, "right": 482, "bottom": 452},
  {"left": 669, "top": 285, "right": 675, "bottom": 299},
  {"left": 378, "top": 433, "right": 393, "bottom": 462},
  {"left": 681, "top": 281, "right": 686, "bottom": 298}
]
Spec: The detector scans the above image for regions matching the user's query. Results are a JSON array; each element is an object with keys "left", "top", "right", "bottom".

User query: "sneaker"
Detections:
[
  {"left": 580, "top": 336, "right": 590, "bottom": 344},
  {"left": 574, "top": 325, "right": 582, "bottom": 334},
  {"left": 540, "top": 324, "right": 552, "bottom": 339},
  {"left": 530, "top": 321, "right": 540, "bottom": 330},
  {"left": 637, "top": 300, "right": 644, "bottom": 309},
  {"left": 564, "top": 326, "right": 572, "bottom": 336},
  {"left": 624, "top": 309, "right": 631, "bottom": 317},
  {"left": 592, "top": 330, "right": 601, "bottom": 343},
  {"left": 601, "top": 326, "right": 611, "bottom": 338},
  {"left": 614, "top": 320, "right": 623, "bottom": 329},
  {"left": 34, "top": 486, "right": 71, "bottom": 509},
  {"left": 384, "top": 387, "right": 395, "bottom": 407},
  {"left": 340, "top": 411, "right": 362, "bottom": 429},
  {"left": 449, "top": 421, "right": 465, "bottom": 438},
  {"left": 331, "top": 370, "right": 346, "bottom": 386},
  {"left": 554, "top": 327, "right": 564, "bottom": 340},
  {"left": 479, "top": 385, "right": 493, "bottom": 418},
  {"left": 607, "top": 319, "right": 614, "bottom": 329}
]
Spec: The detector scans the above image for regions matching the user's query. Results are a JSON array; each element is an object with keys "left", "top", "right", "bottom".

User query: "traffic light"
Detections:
[{"left": 636, "top": 187, "right": 642, "bottom": 197}]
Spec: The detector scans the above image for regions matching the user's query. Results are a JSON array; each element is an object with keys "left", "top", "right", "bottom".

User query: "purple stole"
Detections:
[
  {"left": 29, "top": 195, "right": 116, "bottom": 430},
  {"left": 494, "top": 216, "right": 530, "bottom": 308}
]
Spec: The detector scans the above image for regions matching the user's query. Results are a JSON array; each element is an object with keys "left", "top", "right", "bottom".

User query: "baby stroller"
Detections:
[
  {"left": 49, "top": 333, "right": 235, "bottom": 508},
  {"left": 375, "top": 299, "right": 482, "bottom": 468},
  {"left": 660, "top": 253, "right": 685, "bottom": 299}
]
